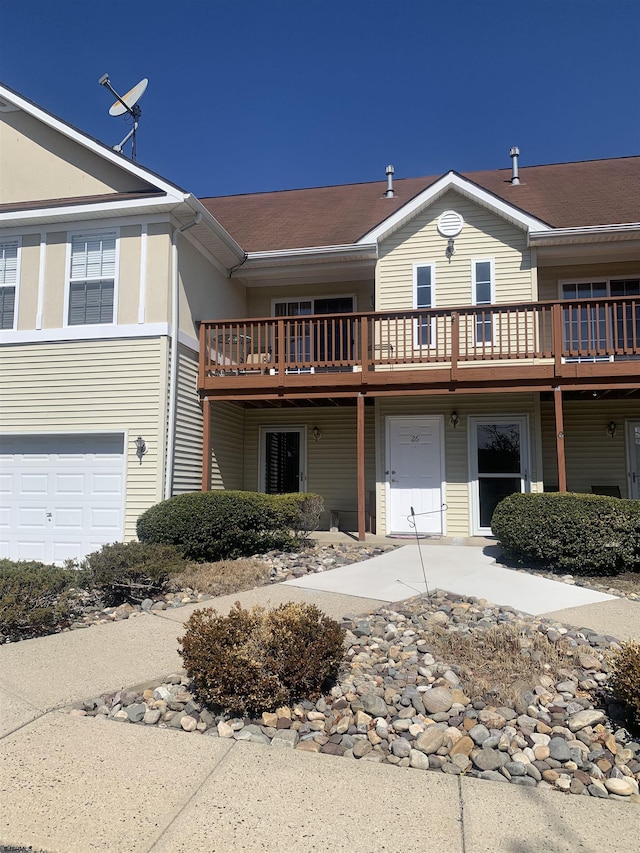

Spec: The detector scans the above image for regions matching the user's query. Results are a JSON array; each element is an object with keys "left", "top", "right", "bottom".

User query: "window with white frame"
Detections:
[
  {"left": 561, "top": 277, "right": 640, "bottom": 353},
  {"left": 0, "top": 239, "right": 19, "bottom": 330},
  {"left": 413, "top": 263, "right": 435, "bottom": 346},
  {"left": 472, "top": 259, "right": 494, "bottom": 344},
  {"left": 68, "top": 233, "right": 117, "bottom": 325}
]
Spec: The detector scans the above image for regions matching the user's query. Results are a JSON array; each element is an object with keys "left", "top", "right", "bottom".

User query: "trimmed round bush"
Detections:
[
  {"left": 178, "top": 601, "right": 345, "bottom": 715},
  {"left": 136, "top": 490, "right": 323, "bottom": 562},
  {"left": 0, "top": 559, "right": 81, "bottom": 640},
  {"left": 491, "top": 492, "right": 640, "bottom": 575},
  {"left": 76, "top": 540, "right": 186, "bottom": 605}
]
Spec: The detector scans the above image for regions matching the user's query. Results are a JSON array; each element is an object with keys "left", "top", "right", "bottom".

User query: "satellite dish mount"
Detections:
[{"left": 99, "top": 73, "right": 148, "bottom": 160}]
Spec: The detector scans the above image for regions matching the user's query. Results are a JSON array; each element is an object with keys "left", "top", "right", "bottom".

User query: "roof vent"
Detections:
[
  {"left": 509, "top": 147, "right": 520, "bottom": 185},
  {"left": 385, "top": 165, "right": 395, "bottom": 198}
]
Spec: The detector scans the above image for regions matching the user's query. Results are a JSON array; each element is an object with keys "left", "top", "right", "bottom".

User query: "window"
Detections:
[
  {"left": 273, "top": 296, "right": 355, "bottom": 365},
  {"left": 67, "top": 233, "right": 117, "bottom": 325},
  {"left": 561, "top": 277, "right": 640, "bottom": 355},
  {"left": 472, "top": 259, "right": 494, "bottom": 344},
  {"left": 413, "top": 263, "right": 435, "bottom": 346},
  {"left": 0, "top": 239, "right": 19, "bottom": 330}
]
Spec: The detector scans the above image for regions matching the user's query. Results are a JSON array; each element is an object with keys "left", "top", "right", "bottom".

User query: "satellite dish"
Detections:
[
  {"left": 109, "top": 78, "right": 148, "bottom": 116},
  {"left": 98, "top": 73, "right": 149, "bottom": 160}
]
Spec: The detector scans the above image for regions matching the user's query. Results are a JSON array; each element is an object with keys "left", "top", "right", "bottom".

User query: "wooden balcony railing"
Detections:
[{"left": 198, "top": 297, "right": 640, "bottom": 394}]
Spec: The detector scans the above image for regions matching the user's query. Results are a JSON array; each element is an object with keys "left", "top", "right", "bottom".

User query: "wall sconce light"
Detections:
[
  {"left": 312, "top": 426, "right": 322, "bottom": 442},
  {"left": 135, "top": 435, "right": 147, "bottom": 464},
  {"left": 445, "top": 237, "right": 455, "bottom": 260},
  {"left": 450, "top": 411, "right": 460, "bottom": 429},
  {"left": 607, "top": 421, "right": 617, "bottom": 439}
]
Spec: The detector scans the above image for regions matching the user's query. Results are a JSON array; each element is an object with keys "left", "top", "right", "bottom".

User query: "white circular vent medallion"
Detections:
[{"left": 437, "top": 210, "right": 464, "bottom": 237}]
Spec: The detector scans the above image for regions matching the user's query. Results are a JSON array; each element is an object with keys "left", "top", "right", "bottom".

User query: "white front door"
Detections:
[
  {"left": 627, "top": 420, "right": 640, "bottom": 498},
  {"left": 469, "top": 416, "right": 529, "bottom": 535},
  {"left": 386, "top": 416, "right": 444, "bottom": 535},
  {"left": 0, "top": 433, "right": 125, "bottom": 564}
]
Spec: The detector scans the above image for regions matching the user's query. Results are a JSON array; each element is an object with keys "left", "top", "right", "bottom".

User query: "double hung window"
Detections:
[
  {"left": 472, "top": 259, "right": 494, "bottom": 345},
  {"left": 68, "top": 233, "right": 117, "bottom": 325},
  {"left": 0, "top": 239, "right": 19, "bottom": 330},
  {"left": 561, "top": 278, "right": 640, "bottom": 356},
  {"left": 413, "top": 264, "right": 435, "bottom": 347}
]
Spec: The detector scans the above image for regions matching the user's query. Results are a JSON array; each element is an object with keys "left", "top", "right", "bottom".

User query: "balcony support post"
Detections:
[
  {"left": 357, "top": 392, "right": 366, "bottom": 541},
  {"left": 554, "top": 386, "right": 567, "bottom": 492},
  {"left": 201, "top": 394, "right": 212, "bottom": 492}
]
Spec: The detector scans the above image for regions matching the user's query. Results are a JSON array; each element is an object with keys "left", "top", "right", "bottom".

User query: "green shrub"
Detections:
[
  {"left": 0, "top": 560, "right": 80, "bottom": 640},
  {"left": 178, "top": 601, "right": 345, "bottom": 715},
  {"left": 74, "top": 541, "right": 186, "bottom": 605},
  {"left": 136, "top": 490, "right": 324, "bottom": 562},
  {"left": 491, "top": 492, "right": 640, "bottom": 575},
  {"left": 609, "top": 641, "right": 640, "bottom": 730}
]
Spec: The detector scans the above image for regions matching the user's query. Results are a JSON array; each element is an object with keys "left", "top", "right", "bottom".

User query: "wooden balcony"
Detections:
[{"left": 198, "top": 297, "right": 640, "bottom": 400}]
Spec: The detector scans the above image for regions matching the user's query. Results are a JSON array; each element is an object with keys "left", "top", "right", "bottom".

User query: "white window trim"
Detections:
[
  {"left": 626, "top": 419, "right": 640, "bottom": 500},
  {"left": 468, "top": 414, "right": 530, "bottom": 536},
  {"left": 471, "top": 257, "right": 496, "bottom": 347},
  {"left": 557, "top": 274, "right": 640, "bottom": 299},
  {"left": 412, "top": 262, "right": 436, "bottom": 350},
  {"left": 0, "top": 236, "right": 21, "bottom": 331},
  {"left": 64, "top": 228, "right": 120, "bottom": 328},
  {"left": 270, "top": 294, "right": 357, "bottom": 316},
  {"left": 258, "top": 425, "right": 307, "bottom": 493}
]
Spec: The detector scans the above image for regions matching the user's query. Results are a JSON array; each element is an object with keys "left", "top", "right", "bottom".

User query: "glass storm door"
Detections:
[
  {"left": 259, "top": 427, "right": 306, "bottom": 494},
  {"left": 470, "top": 417, "right": 529, "bottom": 535},
  {"left": 627, "top": 421, "right": 640, "bottom": 499}
]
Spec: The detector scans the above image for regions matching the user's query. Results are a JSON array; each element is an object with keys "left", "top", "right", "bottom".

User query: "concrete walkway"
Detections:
[{"left": 1, "top": 547, "right": 638, "bottom": 852}]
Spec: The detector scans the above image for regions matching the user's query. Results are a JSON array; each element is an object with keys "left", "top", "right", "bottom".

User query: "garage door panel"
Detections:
[{"left": 0, "top": 433, "right": 125, "bottom": 563}]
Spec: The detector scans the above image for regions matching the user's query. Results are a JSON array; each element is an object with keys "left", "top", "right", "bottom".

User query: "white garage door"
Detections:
[{"left": 0, "top": 433, "right": 125, "bottom": 564}]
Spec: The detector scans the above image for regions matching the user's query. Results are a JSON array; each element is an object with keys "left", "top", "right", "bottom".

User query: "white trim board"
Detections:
[
  {"left": 358, "top": 172, "right": 551, "bottom": 245},
  {"left": 0, "top": 322, "right": 170, "bottom": 345}
]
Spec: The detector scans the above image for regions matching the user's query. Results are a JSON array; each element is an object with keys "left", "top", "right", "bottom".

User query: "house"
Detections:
[{"left": 1, "top": 82, "right": 639, "bottom": 563}]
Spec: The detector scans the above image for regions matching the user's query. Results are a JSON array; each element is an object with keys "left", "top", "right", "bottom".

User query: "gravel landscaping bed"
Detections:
[{"left": 71, "top": 590, "right": 640, "bottom": 807}]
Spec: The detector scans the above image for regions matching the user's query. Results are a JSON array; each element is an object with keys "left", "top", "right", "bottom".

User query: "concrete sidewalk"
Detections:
[
  {"left": 284, "top": 542, "right": 619, "bottom": 616},
  {"left": 1, "top": 547, "right": 638, "bottom": 852}
]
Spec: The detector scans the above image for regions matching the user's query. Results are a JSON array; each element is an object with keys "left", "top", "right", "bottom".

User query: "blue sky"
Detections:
[{"left": 2, "top": 0, "right": 639, "bottom": 197}]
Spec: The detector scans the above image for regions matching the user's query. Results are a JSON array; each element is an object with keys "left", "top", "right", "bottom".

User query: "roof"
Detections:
[
  {"left": 0, "top": 190, "right": 165, "bottom": 215},
  {"left": 201, "top": 156, "right": 640, "bottom": 252}
]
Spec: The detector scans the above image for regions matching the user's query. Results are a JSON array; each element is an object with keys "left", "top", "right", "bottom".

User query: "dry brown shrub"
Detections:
[
  {"left": 425, "top": 623, "right": 577, "bottom": 706},
  {"left": 173, "top": 558, "right": 270, "bottom": 597}
]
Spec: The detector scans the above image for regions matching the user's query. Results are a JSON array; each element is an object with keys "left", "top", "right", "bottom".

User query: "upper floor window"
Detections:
[
  {"left": 413, "top": 263, "right": 435, "bottom": 346},
  {"left": 0, "top": 239, "right": 19, "bottom": 330},
  {"left": 67, "top": 233, "right": 117, "bottom": 325},
  {"left": 561, "top": 278, "right": 640, "bottom": 353},
  {"left": 472, "top": 259, "right": 494, "bottom": 344}
]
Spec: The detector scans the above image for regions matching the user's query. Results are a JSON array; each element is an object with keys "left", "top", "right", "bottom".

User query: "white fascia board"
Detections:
[
  {"left": 357, "top": 172, "right": 551, "bottom": 244},
  {"left": 529, "top": 223, "right": 640, "bottom": 246},
  {"left": 181, "top": 195, "right": 246, "bottom": 261},
  {"left": 0, "top": 196, "right": 179, "bottom": 228},
  {"left": 0, "top": 322, "right": 169, "bottom": 346},
  {"left": 0, "top": 84, "right": 186, "bottom": 201},
  {"left": 246, "top": 243, "right": 378, "bottom": 266}
]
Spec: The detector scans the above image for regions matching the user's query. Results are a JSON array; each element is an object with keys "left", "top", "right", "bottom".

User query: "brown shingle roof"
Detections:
[{"left": 200, "top": 157, "right": 640, "bottom": 252}]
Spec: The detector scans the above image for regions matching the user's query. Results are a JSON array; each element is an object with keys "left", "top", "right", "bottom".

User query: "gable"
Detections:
[
  {"left": 0, "top": 106, "right": 159, "bottom": 205},
  {"left": 376, "top": 189, "right": 534, "bottom": 310}
]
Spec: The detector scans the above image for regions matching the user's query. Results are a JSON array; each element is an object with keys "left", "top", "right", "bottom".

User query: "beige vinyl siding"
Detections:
[
  {"left": 15, "top": 234, "right": 39, "bottom": 330},
  {"left": 0, "top": 108, "right": 155, "bottom": 204},
  {"left": 377, "top": 190, "right": 532, "bottom": 311},
  {"left": 538, "top": 261, "right": 640, "bottom": 301},
  {"left": 117, "top": 226, "right": 142, "bottom": 325},
  {"left": 42, "top": 232, "right": 67, "bottom": 329},
  {"left": 376, "top": 394, "right": 541, "bottom": 537},
  {"left": 541, "top": 399, "right": 640, "bottom": 497},
  {"left": 210, "top": 402, "right": 246, "bottom": 490},
  {"left": 243, "top": 406, "right": 376, "bottom": 531},
  {"left": 0, "top": 337, "right": 168, "bottom": 539},
  {"left": 144, "top": 225, "right": 172, "bottom": 324},
  {"left": 246, "top": 281, "right": 374, "bottom": 319},
  {"left": 178, "top": 237, "right": 246, "bottom": 338},
  {"left": 172, "top": 344, "right": 202, "bottom": 494}
]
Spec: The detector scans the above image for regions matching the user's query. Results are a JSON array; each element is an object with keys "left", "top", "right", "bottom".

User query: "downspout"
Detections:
[{"left": 165, "top": 212, "right": 202, "bottom": 500}]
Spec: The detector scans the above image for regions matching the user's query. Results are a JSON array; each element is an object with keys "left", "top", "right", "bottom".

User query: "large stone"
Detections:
[
  {"left": 548, "top": 737, "right": 571, "bottom": 762},
  {"left": 126, "top": 703, "right": 146, "bottom": 723},
  {"left": 391, "top": 738, "right": 411, "bottom": 759},
  {"left": 605, "top": 778, "right": 634, "bottom": 796},
  {"left": 472, "top": 748, "right": 503, "bottom": 772},
  {"left": 450, "top": 736, "right": 474, "bottom": 758},
  {"left": 414, "top": 727, "right": 445, "bottom": 755},
  {"left": 360, "top": 693, "right": 389, "bottom": 718},
  {"left": 567, "top": 710, "right": 605, "bottom": 732},
  {"left": 468, "top": 724, "right": 490, "bottom": 745},
  {"left": 352, "top": 739, "right": 372, "bottom": 758},
  {"left": 422, "top": 687, "right": 453, "bottom": 715},
  {"left": 409, "top": 749, "right": 430, "bottom": 770},
  {"left": 271, "top": 729, "right": 299, "bottom": 749}
]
